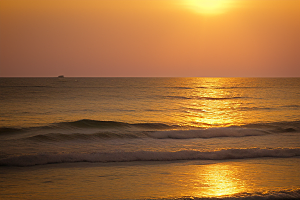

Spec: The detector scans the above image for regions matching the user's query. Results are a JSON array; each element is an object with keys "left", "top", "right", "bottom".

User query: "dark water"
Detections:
[{"left": 0, "top": 78, "right": 299, "bottom": 199}]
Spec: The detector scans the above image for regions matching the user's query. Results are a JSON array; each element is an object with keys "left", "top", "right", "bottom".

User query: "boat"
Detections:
[{"left": 58, "top": 75, "right": 64, "bottom": 78}]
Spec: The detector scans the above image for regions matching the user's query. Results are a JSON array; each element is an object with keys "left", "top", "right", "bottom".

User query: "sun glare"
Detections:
[
  {"left": 184, "top": 0, "right": 234, "bottom": 15},
  {"left": 200, "top": 164, "right": 246, "bottom": 197}
]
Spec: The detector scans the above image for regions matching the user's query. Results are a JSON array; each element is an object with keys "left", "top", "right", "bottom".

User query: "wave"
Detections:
[
  {"left": 166, "top": 86, "right": 194, "bottom": 90},
  {"left": 186, "top": 108, "right": 206, "bottom": 113},
  {"left": 0, "top": 120, "right": 173, "bottom": 132},
  {"left": 58, "top": 119, "right": 173, "bottom": 129},
  {"left": 2, "top": 119, "right": 299, "bottom": 132},
  {"left": 165, "top": 96, "right": 192, "bottom": 100},
  {"left": 1, "top": 127, "right": 268, "bottom": 142},
  {"left": 60, "top": 119, "right": 130, "bottom": 128},
  {"left": 21, "top": 128, "right": 268, "bottom": 141},
  {"left": 282, "top": 105, "right": 300, "bottom": 109},
  {"left": 27, "top": 132, "right": 146, "bottom": 141},
  {"left": 1, "top": 148, "right": 299, "bottom": 167},
  {"left": 239, "top": 106, "right": 274, "bottom": 111},
  {"left": 197, "top": 96, "right": 243, "bottom": 100},
  {"left": 160, "top": 189, "right": 300, "bottom": 200},
  {"left": 196, "top": 86, "right": 264, "bottom": 90},
  {"left": 212, "top": 86, "right": 263, "bottom": 89},
  {"left": 0, "top": 119, "right": 300, "bottom": 141},
  {"left": 0, "top": 85, "right": 53, "bottom": 88},
  {"left": 1, "top": 119, "right": 299, "bottom": 142},
  {"left": 148, "top": 128, "right": 268, "bottom": 139},
  {"left": 0, "top": 127, "right": 24, "bottom": 135},
  {"left": 165, "top": 96, "right": 244, "bottom": 100},
  {"left": 241, "top": 121, "right": 300, "bottom": 133}
]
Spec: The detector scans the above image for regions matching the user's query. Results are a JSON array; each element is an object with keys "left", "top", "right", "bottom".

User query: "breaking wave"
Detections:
[
  {"left": 1, "top": 148, "right": 299, "bottom": 167},
  {"left": 1, "top": 119, "right": 299, "bottom": 142}
]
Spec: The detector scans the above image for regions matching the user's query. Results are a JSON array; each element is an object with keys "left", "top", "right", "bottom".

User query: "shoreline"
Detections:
[{"left": 1, "top": 157, "right": 300, "bottom": 199}]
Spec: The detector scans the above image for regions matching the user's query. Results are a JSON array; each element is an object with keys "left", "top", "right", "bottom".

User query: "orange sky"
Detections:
[{"left": 0, "top": 0, "right": 299, "bottom": 77}]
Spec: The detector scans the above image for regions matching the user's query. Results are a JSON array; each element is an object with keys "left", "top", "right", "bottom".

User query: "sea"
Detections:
[{"left": 0, "top": 77, "right": 299, "bottom": 200}]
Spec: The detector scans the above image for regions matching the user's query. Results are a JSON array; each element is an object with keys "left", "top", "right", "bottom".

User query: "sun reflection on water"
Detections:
[
  {"left": 175, "top": 78, "right": 247, "bottom": 128},
  {"left": 194, "top": 163, "right": 246, "bottom": 197}
]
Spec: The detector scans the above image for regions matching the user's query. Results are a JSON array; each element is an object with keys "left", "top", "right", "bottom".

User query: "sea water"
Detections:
[{"left": 0, "top": 78, "right": 299, "bottom": 199}]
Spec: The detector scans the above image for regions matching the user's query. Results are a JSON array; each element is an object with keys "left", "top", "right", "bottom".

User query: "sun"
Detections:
[{"left": 184, "top": 0, "right": 233, "bottom": 15}]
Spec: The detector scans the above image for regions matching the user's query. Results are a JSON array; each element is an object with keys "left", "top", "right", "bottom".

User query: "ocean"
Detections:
[{"left": 0, "top": 77, "right": 299, "bottom": 199}]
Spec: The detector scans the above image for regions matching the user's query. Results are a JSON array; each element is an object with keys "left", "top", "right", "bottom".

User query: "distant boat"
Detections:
[{"left": 58, "top": 75, "right": 64, "bottom": 78}]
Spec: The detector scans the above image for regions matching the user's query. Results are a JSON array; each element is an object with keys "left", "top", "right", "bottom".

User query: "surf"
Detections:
[{"left": 1, "top": 148, "right": 299, "bottom": 167}]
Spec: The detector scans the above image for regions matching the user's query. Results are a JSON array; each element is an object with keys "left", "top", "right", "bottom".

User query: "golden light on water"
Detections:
[
  {"left": 186, "top": 99, "right": 238, "bottom": 127},
  {"left": 173, "top": 78, "right": 246, "bottom": 128},
  {"left": 197, "top": 163, "right": 246, "bottom": 197},
  {"left": 183, "top": 0, "right": 235, "bottom": 15},
  {"left": 204, "top": 164, "right": 240, "bottom": 196}
]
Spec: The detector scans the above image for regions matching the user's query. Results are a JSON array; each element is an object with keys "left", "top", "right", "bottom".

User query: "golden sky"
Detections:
[{"left": 1, "top": 0, "right": 299, "bottom": 77}]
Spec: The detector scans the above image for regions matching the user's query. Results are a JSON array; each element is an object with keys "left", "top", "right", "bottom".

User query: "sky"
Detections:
[{"left": 0, "top": 0, "right": 299, "bottom": 77}]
